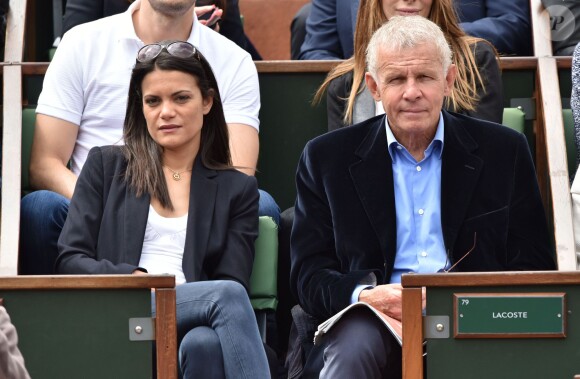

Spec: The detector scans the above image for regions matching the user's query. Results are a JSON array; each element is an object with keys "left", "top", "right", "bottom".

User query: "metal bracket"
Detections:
[
  {"left": 510, "top": 98, "right": 536, "bottom": 120},
  {"left": 129, "top": 317, "right": 155, "bottom": 341},
  {"left": 423, "top": 315, "right": 450, "bottom": 339}
]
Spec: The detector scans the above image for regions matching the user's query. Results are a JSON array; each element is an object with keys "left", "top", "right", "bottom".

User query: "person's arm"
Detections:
[
  {"left": 298, "top": 0, "right": 345, "bottom": 60},
  {"left": 56, "top": 147, "right": 142, "bottom": 275},
  {"left": 458, "top": 0, "right": 532, "bottom": 56},
  {"left": 228, "top": 123, "right": 258, "bottom": 176},
  {"left": 290, "top": 140, "right": 380, "bottom": 321},
  {"left": 0, "top": 306, "right": 30, "bottom": 379},
  {"left": 29, "top": 115, "right": 79, "bottom": 199},
  {"left": 32, "top": 26, "right": 88, "bottom": 197},
  {"left": 219, "top": 53, "right": 260, "bottom": 175},
  {"left": 464, "top": 41, "right": 503, "bottom": 124},
  {"left": 572, "top": 43, "right": 580, "bottom": 165},
  {"left": 209, "top": 174, "right": 259, "bottom": 291}
]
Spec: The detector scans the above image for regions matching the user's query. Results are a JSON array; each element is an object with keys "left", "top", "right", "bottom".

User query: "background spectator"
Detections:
[
  {"left": 316, "top": 0, "right": 503, "bottom": 130},
  {"left": 62, "top": 0, "right": 262, "bottom": 59},
  {"left": 0, "top": 306, "right": 30, "bottom": 379},
  {"left": 294, "top": 0, "right": 533, "bottom": 60},
  {"left": 541, "top": 0, "right": 580, "bottom": 56}
]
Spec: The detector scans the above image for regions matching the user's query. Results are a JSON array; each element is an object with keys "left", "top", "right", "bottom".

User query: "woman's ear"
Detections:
[{"left": 203, "top": 90, "right": 214, "bottom": 115}]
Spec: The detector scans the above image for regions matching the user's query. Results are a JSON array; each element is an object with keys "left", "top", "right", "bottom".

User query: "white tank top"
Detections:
[{"left": 139, "top": 205, "right": 188, "bottom": 285}]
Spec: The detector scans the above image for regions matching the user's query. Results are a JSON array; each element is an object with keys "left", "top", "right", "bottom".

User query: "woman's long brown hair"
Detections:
[
  {"left": 122, "top": 45, "right": 231, "bottom": 211},
  {"left": 314, "top": 0, "right": 496, "bottom": 125}
]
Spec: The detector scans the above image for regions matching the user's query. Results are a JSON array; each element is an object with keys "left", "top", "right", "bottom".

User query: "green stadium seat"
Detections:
[
  {"left": 21, "top": 107, "right": 36, "bottom": 194},
  {"left": 251, "top": 216, "right": 279, "bottom": 341},
  {"left": 502, "top": 107, "right": 525, "bottom": 133},
  {"left": 563, "top": 108, "right": 577, "bottom": 178}
]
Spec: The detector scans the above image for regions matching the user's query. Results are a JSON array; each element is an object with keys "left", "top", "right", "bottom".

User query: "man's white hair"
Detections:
[{"left": 366, "top": 16, "right": 453, "bottom": 79}]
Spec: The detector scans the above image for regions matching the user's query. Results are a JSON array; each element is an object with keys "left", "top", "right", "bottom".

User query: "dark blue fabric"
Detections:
[{"left": 297, "top": 0, "right": 532, "bottom": 60}]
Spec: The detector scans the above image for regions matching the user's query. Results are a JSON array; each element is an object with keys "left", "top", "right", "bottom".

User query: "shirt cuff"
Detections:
[{"left": 351, "top": 284, "right": 374, "bottom": 304}]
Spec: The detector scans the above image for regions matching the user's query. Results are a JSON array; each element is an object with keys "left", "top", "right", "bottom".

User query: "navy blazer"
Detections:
[
  {"left": 290, "top": 111, "right": 556, "bottom": 321},
  {"left": 456, "top": 0, "right": 532, "bottom": 56},
  {"left": 57, "top": 146, "right": 259, "bottom": 291},
  {"left": 298, "top": 0, "right": 358, "bottom": 60},
  {"left": 298, "top": 0, "right": 531, "bottom": 60}
]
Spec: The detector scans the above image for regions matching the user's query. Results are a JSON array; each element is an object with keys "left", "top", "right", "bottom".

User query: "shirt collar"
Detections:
[
  {"left": 385, "top": 112, "right": 445, "bottom": 161},
  {"left": 119, "top": 0, "right": 199, "bottom": 46}
]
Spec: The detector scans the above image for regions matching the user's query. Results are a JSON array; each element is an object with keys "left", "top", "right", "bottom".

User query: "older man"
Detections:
[{"left": 290, "top": 16, "right": 555, "bottom": 378}]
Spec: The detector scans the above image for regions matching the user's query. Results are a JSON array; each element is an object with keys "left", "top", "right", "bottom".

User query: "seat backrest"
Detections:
[
  {"left": 563, "top": 108, "right": 577, "bottom": 178},
  {"left": 250, "top": 216, "right": 279, "bottom": 311},
  {"left": 502, "top": 107, "right": 525, "bottom": 134},
  {"left": 21, "top": 107, "right": 36, "bottom": 194}
]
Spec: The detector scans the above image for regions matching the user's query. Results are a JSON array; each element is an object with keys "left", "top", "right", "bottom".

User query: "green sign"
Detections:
[{"left": 454, "top": 293, "right": 566, "bottom": 338}]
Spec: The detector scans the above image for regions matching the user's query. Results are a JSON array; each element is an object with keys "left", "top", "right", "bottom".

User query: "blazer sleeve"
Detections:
[
  {"left": 207, "top": 175, "right": 259, "bottom": 291},
  {"left": 458, "top": 0, "right": 532, "bottom": 56},
  {"left": 56, "top": 147, "right": 140, "bottom": 275},
  {"left": 290, "top": 141, "right": 376, "bottom": 320},
  {"left": 299, "top": 0, "right": 344, "bottom": 60},
  {"left": 506, "top": 133, "right": 556, "bottom": 270},
  {"left": 326, "top": 73, "right": 352, "bottom": 131},
  {"left": 463, "top": 41, "right": 504, "bottom": 124}
]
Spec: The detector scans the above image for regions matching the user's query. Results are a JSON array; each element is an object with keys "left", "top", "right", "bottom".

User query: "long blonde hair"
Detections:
[{"left": 314, "top": 0, "right": 496, "bottom": 125}]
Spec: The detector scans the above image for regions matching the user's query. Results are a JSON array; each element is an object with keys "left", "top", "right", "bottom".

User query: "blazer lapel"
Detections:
[
  {"left": 182, "top": 161, "right": 217, "bottom": 281},
  {"left": 123, "top": 188, "right": 150, "bottom": 265},
  {"left": 349, "top": 117, "right": 397, "bottom": 271},
  {"left": 440, "top": 111, "right": 483, "bottom": 252}
]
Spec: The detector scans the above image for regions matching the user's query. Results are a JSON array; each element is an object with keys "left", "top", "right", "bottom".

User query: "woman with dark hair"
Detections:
[
  {"left": 56, "top": 41, "right": 270, "bottom": 378},
  {"left": 315, "top": 0, "right": 504, "bottom": 131}
]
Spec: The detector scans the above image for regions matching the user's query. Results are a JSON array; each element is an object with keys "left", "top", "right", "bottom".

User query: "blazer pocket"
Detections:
[{"left": 462, "top": 206, "right": 508, "bottom": 230}]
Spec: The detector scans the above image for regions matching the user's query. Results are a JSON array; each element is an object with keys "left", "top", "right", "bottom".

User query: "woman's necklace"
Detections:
[{"left": 163, "top": 166, "right": 192, "bottom": 181}]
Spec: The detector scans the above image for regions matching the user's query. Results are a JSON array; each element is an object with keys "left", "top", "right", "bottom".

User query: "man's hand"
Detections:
[
  {"left": 359, "top": 284, "right": 403, "bottom": 320},
  {"left": 359, "top": 284, "right": 427, "bottom": 321},
  {"left": 195, "top": 5, "right": 223, "bottom": 30}
]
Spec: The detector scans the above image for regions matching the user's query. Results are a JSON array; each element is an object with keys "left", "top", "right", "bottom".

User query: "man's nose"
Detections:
[{"left": 402, "top": 80, "right": 421, "bottom": 100}]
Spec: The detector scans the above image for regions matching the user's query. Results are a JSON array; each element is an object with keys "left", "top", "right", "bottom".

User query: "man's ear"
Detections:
[
  {"left": 444, "top": 64, "right": 457, "bottom": 97},
  {"left": 365, "top": 72, "right": 382, "bottom": 101}
]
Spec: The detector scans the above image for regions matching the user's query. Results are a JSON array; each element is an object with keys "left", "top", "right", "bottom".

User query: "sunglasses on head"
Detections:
[{"left": 136, "top": 41, "right": 198, "bottom": 63}]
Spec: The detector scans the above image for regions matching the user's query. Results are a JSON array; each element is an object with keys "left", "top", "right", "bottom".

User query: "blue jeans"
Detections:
[
  {"left": 19, "top": 189, "right": 280, "bottom": 274},
  {"left": 152, "top": 281, "right": 270, "bottom": 379}
]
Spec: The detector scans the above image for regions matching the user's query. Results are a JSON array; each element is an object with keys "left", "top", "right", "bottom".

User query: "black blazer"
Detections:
[
  {"left": 290, "top": 111, "right": 556, "bottom": 321},
  {"left": 326, "top": 41, "right": 503, "bottom": 131},
  {"left": 57, "top": 146, "right": 259, "bottom": 291}
]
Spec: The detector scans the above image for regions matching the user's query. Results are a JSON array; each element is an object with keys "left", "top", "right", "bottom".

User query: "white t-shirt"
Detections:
[
  {"left": 37, "top": 0, "right": 260, "bottom": 176},
  {"left": 139, "top": 205, "right": 188, "bottom": 285}
]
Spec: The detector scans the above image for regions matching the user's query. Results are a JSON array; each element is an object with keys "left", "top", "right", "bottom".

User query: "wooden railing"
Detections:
[
  {"left": 1, "top": 0, "right": 27, "bottom": 275},
  {"left": 530, "top": 0, "right": 576, "bottom": 270}
]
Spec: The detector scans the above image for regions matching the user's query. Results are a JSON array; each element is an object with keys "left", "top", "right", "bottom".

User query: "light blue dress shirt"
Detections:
[{"left": 351, "top": 113, "right": 448, "bottom": 303}]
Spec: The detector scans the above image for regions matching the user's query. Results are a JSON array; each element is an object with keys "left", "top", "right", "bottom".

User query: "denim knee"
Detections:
[
  {"left": 258, "top": 189, "right": 280, "bottom": 226},
  {"left": 21, "top": 190, "right": 69, "bottom": 225},
  {"left": 19, "top": 190, "right": 70, "bottom": 275},
  {"left": 211, "top": 280, "right": 248, "bottom": 303},
  {"left": 179, "top": 326, "right": 224, "bottom": 379}
]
